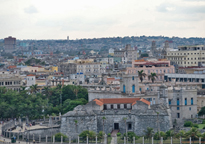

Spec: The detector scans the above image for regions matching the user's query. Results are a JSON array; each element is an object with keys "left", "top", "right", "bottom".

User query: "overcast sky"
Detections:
[{"left": 0, "top": 0, "right": 205, "bottom": 40}]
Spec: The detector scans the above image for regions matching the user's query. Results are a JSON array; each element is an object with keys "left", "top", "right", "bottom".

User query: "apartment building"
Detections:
[
  {"left": 0, "top": 72, "right": 23, "bottom": 91},
  {"left": 166, "top": 45, "right": 205, "bottom": 67},
  {"left": 59, "top": 63, "right": 105, "bottom": 76},
  {"left": 126, "top": 59, "right": 175, "bottom": 81},
  {"left": 114, "top": 44, "right": 137, "bottom": 63}
]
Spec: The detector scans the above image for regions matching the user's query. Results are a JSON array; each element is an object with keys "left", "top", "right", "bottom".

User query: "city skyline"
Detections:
[{"left": 0, "top": 0, "right": 205, "bottom": 40}]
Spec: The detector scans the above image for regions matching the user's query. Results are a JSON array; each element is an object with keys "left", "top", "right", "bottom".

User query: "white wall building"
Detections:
[{"left": 26, "top": 74, "right": 36, "bottom": 86}]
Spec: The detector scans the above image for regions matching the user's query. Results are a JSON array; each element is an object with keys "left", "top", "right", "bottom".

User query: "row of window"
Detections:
[
  {"left": 169, "top": 98, "right": 194, "bottom": 105},
  {"left": 176, "top": 107, "right": 191, "bottom": 111},
  {"left": 103, "top": 104, "right": 130, "bottom": 110},
  {"left": 128, "top": 69, "right": 173, "bottom": 74},
  {"left": 0, "top": 81, "right": 21, "bottom": 85},
  {"left": 168, "top": 52, "right": 205, "bottom": 56}
]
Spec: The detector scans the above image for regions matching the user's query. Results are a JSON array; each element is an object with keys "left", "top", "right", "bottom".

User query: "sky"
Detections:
[{"left": 0, "top": 0, "right": 205, "bottom": 40}]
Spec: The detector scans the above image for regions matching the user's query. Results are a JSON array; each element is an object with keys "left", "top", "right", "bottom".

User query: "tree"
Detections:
[
  {"left": 123, "top": 132, "right": 139, "bottom": 143},
  {"left": 97, "top": 131, "right": 104, "bottom": 142},
  {"left": 74, "top": 120, "right": 78, "bottom": 134},
  {"left": 166, "top": 130, "right": 174, "bottom": 139},
  {"left": 138, "top": 70, "right": 146, "bottom": 82},
  {"left": 102, "top": 117, "right": 106, "bottom": 142},
  {"left": 185, "top": 127, "right": 200, "bottom": 143},
  {"left": 148, "top": 73, "right": 158, "bottom": 83},
  {"left": 201, "top": 132, "right": 205, "bottom": 143},
  {"left": 72, "top": 86, "right": 80, "bottom": 99},
  {"left": 30, "top": 84, "right": 38, "bottom": 93},
  {"left": 198, "top": 106, "right": 205, "bottom": 116},
  {"left": 144, "top": 127, "right": 154, "bottom": 142},
  {"left": 123, "top": 117, "right": 128, "bottom": 142},
  {"left": 54, "top": 133, "right": 68, "bottom": 142}
]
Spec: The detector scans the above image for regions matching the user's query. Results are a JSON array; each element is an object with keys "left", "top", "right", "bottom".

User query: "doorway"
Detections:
[{"left": 114, "top": 123, "right": 119, "bottom": 130}]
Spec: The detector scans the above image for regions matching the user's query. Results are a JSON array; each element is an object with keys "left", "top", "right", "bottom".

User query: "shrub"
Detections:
[
  {"left": 184, "top": 121, "right": 193, "bottom": 127},
  {"left": 154, "top": 132, "right": 167, "bottom": 140},
  {"left": 193, "top": 124, "right": 199, "bottom": 128},
  {"left": 54, "top": 133, "right": 68, "bottom": 142},
  {"left": 123, "top": 132, "right": 139, "bottom": 142},
  {"left": 203, "top": 126, "right": 205, "bottom": 129},
  {"left": 203, "top": 120, "right": 205, "bottom": 124},
  {"left": 79, "top": 130, "right": 96, "bottom": 141},
  {"left": 108, "top": 133, "right": 111, "bottom": 137},
  {"left": 117, "top": 132, "right": 121, "bottom": 137}
]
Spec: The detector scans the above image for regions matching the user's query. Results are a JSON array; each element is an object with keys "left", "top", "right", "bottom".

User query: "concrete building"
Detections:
[
  {"left": 4, "top": 36, "right": 16, "bottom": 53},
  {"left": 60, "top": 97, "right": 172, "bottom": 138},
  {"left": 126, "top": 59, "right": 175, "bottom": 81},
  {"left": 114, "top": 44, "right": 137, "bottom": 63},
  {"left": 0, "top": 72, "right": 22, "bottom": 91},
  {"left": 168, "top": 87, "right": 197, "bottom": 125},
  {"left": 26, "top": 74, "right": 36, "bottom": 86},
  {"left": 59, "top": 63, "right": 105, "bottom": 76},
  {"left": 164, "top": 73, "right": 205, "bottom": 88},
  {"left": 166, "top": 45, "right": 205, "bottom": 67},
  {"left": 109, "top": 48, "right": 114, "bottom": 56}
]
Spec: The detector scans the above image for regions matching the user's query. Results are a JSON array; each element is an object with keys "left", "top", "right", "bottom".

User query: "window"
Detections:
[
  {"left": 189, "top": 107, "right": 191, "bottom": 111},
  {"left": 117, "top": 104, "right": 120, "bottom": 109},
  {"left": 132, "top": 76, "right": 134, "bottom": 80},
  {"left": 123, "top": 85, "right": 126, "bottom": 93},
  {"left": 177, "top": 107, "right": 180, "bottom": 110},
  {"left": 104, "top": 105, "right": 107, "bottom": 110},
  {"left": 111, "top": 105, "right": 113, "bottom": 109},
  {"left": 128, "top": 123, "right": 132, "bottom": 130},
  {"left": 191, "top": 98, "right": 193, "bottom": 105},
  {"left": 124, "top": 104, "right": 127, "bottom": 109},
  {"left": 132, "top": 85, "right": 135, "bottom": 93},
  {"left": 177, "top": 113, "right": 180, "bottom": 118},
  {"left": 185, "top": 98, "right": 187, "bottom": 105},
  {"left": 177, "top": 98, "right": 180, "bottom": 105}
]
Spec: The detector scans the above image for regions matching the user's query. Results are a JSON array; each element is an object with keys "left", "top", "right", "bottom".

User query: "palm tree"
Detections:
[
  {"left": 20, "top": 86, "right": 27, "bottom": 91},
  {"left": 148, "top": 73, "right": 158, "bottom": 83},
  {"left": 72, "top": 86, "right": 80, "bottom": 99},
  {"left": 144, "top": 127, "right": 154, "bottom": 142},
  {"left": 123, "top": 117, "right": 128, "bottom": 142},
  {"left": 185, "top": 127, "right": 200, "bottom": 143},
  {"left": 74, "top": 120, "right": 78, "bottom": 134},
  {"left": 138, "top": 70, "right": 146, "bottom": 82},
  {"left": 43, "top": 86, "right": 51, "bottom": 98},
  {"left": 201, "top": 132, "right": 205, "bottom": 143},
  {"left": 102, "top": 116, "right": 106, "bottom": 141},
  {"left": 30, "top": 84, "right": 38, "bottom": 93},
  {"left": 57, "top": 84, "right": 62, "bottom": 90}
]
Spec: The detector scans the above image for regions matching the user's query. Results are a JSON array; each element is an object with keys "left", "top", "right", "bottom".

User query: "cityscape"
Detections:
[{"left": 0, "top": 0, "right": 205, "bottom": 144}]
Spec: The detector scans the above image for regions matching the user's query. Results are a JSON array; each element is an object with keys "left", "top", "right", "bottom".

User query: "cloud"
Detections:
[
  {"left": 36, "top": 16, "right": 119, "bottom": 32},
  {"left": 156, "top": 2, "right": 205, "bottom": 14},
  {"left": 24, "top": 5, "right": 38, "bottom": 14}
]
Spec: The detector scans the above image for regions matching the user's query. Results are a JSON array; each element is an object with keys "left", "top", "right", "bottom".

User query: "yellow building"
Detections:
[
  {"left": 166, "top": 45, "right": 205, "bottom": 67},
  {"left": 51, "top": 66, "right": 58, "bottom": 72}
]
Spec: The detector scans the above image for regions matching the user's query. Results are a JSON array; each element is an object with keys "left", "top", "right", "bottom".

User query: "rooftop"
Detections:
[{"left": 94, "top": 98, "right": 150, "bottom": 106}]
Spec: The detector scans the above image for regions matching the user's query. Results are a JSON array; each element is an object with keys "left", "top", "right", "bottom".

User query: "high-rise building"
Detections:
[{"left": 4, "top": 36, "right": 16, "bottom": 53}]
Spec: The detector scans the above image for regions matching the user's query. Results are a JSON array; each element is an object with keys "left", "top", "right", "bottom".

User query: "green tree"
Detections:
[
  {"left": 185, "top": 127, "right": 200, "bottom": 143},
  {"left": 148, "top": 73, "right": 158, "bottom": 83},
  {"left": 144, "top": 127, "right": 154, "bottom": 142},
  {"left": 138, "top": 70, "right": 146, "bottom": 82},
  {"left": 30, "top": 84, "right": 38, "bottom": 93},
  {"left": 198, "top": 106, "right": 205, "bottom": 116},
  {"left": 54, "top": 133, "right": 68, "bottom": 142}
]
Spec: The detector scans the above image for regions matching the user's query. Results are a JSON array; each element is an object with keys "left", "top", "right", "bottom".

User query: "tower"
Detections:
[
  {"left": 161, "top": 41, "right": 169, "bottom": 59},
  {"left": 151, "top": 41, "right": 157, "bottom": 56},
  {"left": 4, "top": 36, "right": 16, "bottom": 53}
]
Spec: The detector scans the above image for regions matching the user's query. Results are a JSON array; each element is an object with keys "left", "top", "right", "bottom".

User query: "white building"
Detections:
[{"left": 26, "top": 74, "right": 36, "bottom": 86}]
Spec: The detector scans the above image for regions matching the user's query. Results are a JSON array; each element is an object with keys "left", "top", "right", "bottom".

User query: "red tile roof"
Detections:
[
  {"left": 94, "top": 98, "right": 150, "bottom": 106},
  {"left": 27, "top": 74, "right": 35, "bottom": 76}
]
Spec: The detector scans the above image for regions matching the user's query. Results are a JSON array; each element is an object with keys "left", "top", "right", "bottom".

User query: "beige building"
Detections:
[
  {"left": 0, "top": 72, "right": 23, "bottom": 91},
  {"left": 166, "top": 45, "right": 205, "bottom": 67}
]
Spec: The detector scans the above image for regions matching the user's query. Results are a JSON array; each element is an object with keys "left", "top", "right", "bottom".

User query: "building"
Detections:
[
  {"left": 126, "top": 59, "right": 175, "bottom": 81},
  {"left": 114, "top": 44, "right": 137, "bottom": 63},
  {"left": 59, "top": 63, "right": 105, "bottom": 76},
  {"left": 0, "top": 72, "right": 22, "bottom": 91},
  {"left": 60, "top": 97, "right": 172, "bottom": 138},
  {"left": 4, "top": 36, "right": 16, "bottom": 53},
  {"left": 26, "top": 74, "right": 36, "bottom": 86},
  {"left": 109, "top": 48, "right": 114, "bottom": 56},
  {"left": 164, "top": 73, "right": 205, "bottom": 88},
  {"left": 168, "top": 87, "right": 197, "bottom": 125},
  {"left": 166, "top": 45, "right": 205, "bottom": 67}
]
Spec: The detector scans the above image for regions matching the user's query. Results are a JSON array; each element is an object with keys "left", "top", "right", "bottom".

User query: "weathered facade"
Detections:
[{"left": 60, "top": 98, "right": 172, "bottom": 138}]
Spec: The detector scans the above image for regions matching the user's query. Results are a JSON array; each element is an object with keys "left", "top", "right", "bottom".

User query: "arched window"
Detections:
[{"left": 132, "top": 85, "right": 135, "bottom": 93}]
